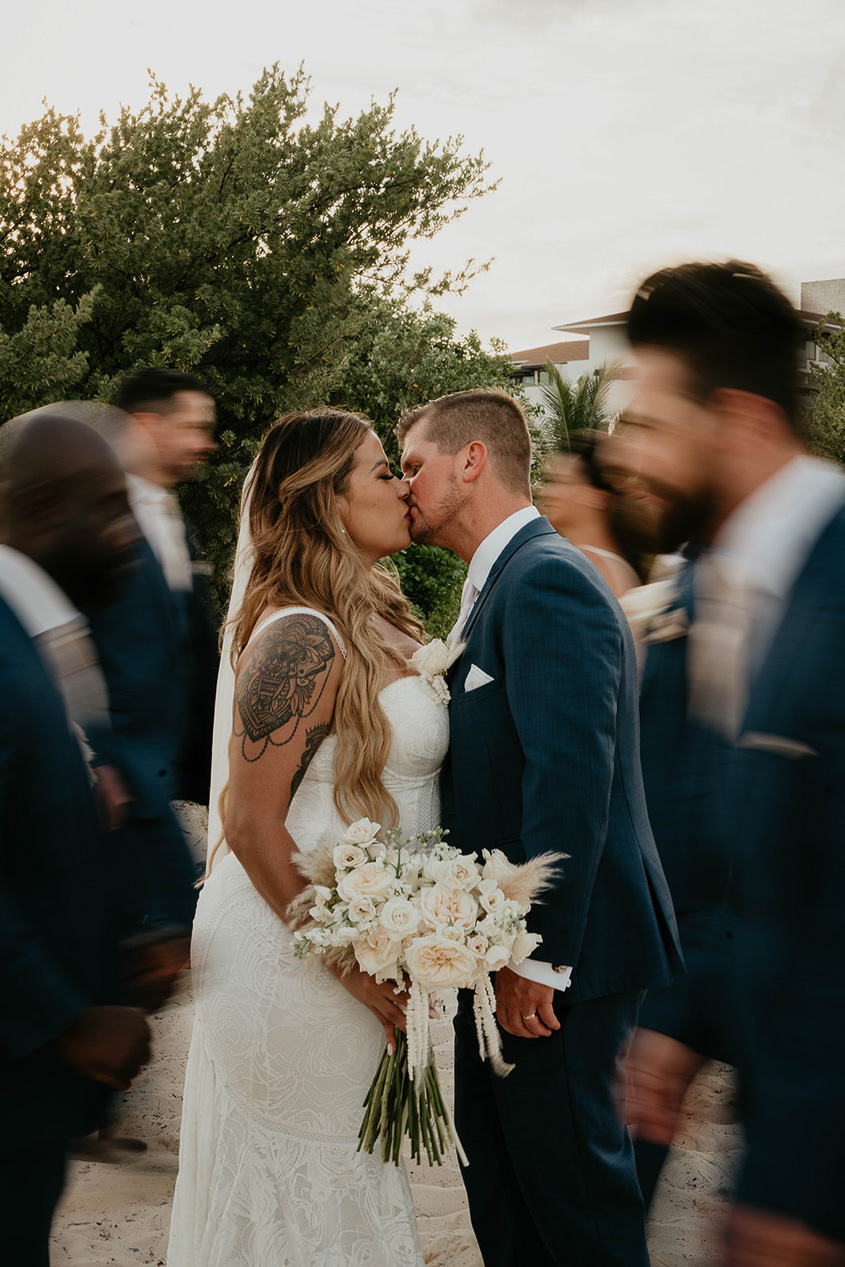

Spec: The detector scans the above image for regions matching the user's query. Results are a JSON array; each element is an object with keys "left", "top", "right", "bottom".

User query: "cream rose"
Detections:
[
  {"left": 337, "top": 862, "right": 393, "bottom": 903},
  {"left": 347, "top": 894, "right": 377, "bottom": 924},
  {"left": 485, "top": 944, "right": 511, "bottom": 971},
  {"left": 344, "top": 818, "right": 381, "bottom": 845},
  {"left": 419, "top": 883, "right": 478, "bottom": 932},
  {"left": 481, "top": 849, "right": 511, "bottom": 886},
  {"left": 355, "top": 929, "right": 400, "bottom": 981},
  {"left": 467, "top": 932, "right": 488, "bottom": 957},
  {"left": 404, "top": 934, "right": 479, "bottom": 990},
  {"left": 410, "top": 638, "right": 456, "bottom": 677},
  {"left": 379, "top": 896, "right": 421, "bottom": 940},
  {"left": 431, "top": 855, "right": 480, "bottom": 891},
  {"left": 478, "top": 878, "right": 505, "bottom": 915},
  {"left": 333, "top": 842, "right": 367, "bottom": 870},
  {"left": 510, "top": 929, "right": 542, "bottom": 963}
]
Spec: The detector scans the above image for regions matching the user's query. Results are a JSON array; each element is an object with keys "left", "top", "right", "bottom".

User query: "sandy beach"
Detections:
[{"left": 50, "top": 984, "right": 740, "bottom": 1267}]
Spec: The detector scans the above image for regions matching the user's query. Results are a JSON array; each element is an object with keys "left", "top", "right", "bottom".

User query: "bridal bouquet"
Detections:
[{"left": 290, "top": 818, "right": 563, "bottom": 1167}]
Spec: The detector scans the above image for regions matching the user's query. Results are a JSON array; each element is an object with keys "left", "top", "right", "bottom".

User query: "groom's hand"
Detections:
[{"left": 495, "top": 967, "right": 560, "bottom": 1038}]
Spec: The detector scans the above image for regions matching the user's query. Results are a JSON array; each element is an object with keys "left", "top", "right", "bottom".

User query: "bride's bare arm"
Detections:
[
  {"left": 225, "top": 613, "right": 343, "bottom": 921},
  {"left": 224, "top": 612, "right": 406, "bottom": 1045}
]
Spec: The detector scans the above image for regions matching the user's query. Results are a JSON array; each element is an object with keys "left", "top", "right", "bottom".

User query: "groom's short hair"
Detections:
[{"left": 397, "top": 389, "right": 531, "bottom": 496}]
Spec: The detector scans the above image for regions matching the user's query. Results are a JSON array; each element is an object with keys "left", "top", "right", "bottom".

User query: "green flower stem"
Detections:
[{"left": 358, "top": 1030, "right": 454, "bottom": 1168}]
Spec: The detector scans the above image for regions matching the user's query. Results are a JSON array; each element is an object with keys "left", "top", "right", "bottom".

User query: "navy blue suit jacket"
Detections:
[
  {"left": 441, "top": 517, "right": 681, "bottom": 1003},
  {"left": 88, "top": 536, "right": 217, "bottom": 817},
  {"left": 637, "top": 561, "right": 739, "bottom": 1051},
  {"left": 86, "top": 536, "right": 216, "bottom": 927},
  {"left": 724, "top": 506, "right": 845, "bottom": 1238},
  {"left": 0, "top": 598, "right": 121, "bottom": 1146}
]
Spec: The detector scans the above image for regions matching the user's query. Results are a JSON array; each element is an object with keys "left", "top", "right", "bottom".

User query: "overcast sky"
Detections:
[{"left": 3, "top": 0, "right": 845, "bottom": 350}]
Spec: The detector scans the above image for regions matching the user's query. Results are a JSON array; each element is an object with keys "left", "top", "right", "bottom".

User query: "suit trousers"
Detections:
[
  {"left": 454, "top": 987, "right": 647, "bottom": 1267},
  {"left": 0, "top": 1145, "right": 67, "bottom": 1266}
]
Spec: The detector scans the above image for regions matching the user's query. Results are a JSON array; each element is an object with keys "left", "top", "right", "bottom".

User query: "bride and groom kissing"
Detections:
[{"left": 168, "top": 388, "right": 681, "bottom": 1267}]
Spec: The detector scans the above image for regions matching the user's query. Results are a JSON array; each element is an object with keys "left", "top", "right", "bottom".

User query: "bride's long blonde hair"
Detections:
[{"left": 231, "top": 408, "right": 423, "bottom": 827}]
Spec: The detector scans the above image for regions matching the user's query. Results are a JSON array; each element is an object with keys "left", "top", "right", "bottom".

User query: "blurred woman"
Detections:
[{"left": 538, "top": 431, "right": 649, "bottom": 599}]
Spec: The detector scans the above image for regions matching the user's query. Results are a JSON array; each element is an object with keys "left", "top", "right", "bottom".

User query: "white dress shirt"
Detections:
[
  {"left": 0, "top": 546, "right": 109, "bottom": 754},
  {"left": 128, "top": 474, "right": 193, "bottom": 592},
  {"left": 689, "top": 457, "right": 845, "bottom": 738},
  {"left": 453, "top": 506, "right": 572, "bottom": 994}
]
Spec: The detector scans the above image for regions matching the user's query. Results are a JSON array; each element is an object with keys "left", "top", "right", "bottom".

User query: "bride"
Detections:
[{"left": 168, "top": 409, "right": 449, "bottom": 1266}]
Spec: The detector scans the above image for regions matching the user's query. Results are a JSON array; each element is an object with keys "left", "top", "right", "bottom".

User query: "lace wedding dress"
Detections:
[{"left": 168, "top": 614, "right": 449, "bottom": 1267}]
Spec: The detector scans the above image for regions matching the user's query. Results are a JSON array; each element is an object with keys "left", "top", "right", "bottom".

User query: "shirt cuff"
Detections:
[{"left": 509, "top": 957, "right": 573, "bottom": 993}]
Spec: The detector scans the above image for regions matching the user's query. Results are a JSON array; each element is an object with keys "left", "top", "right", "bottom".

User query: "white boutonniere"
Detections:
[
  {"left": 621, "top": 578, "right": 688, "bottom": 644},
  {"left": 410, "top": 639, "right": 465, "bottom": 706}
]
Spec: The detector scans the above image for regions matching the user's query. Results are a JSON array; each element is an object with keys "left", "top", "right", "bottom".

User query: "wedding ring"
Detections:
[{"left": 521, "top": 1012, "right": 536, "bottom": 1021}]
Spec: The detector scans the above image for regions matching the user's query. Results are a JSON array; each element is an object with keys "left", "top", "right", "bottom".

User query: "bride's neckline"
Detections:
[{"left": 380, "top": 674, "right": 422, "bottom": 696}]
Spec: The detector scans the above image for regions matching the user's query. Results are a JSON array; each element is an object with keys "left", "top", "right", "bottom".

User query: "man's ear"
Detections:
[
  {"left": 461, "top": 441, "right": 488, "bottom": 484},
  {"left": 710, "top": 388, "right": 787, "bottom": 452}
]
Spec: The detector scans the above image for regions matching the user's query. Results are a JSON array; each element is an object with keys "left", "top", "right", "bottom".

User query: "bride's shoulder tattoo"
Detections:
[
  {"left": 234, "top": 614, "right": 336, "bottom": 762},
  {"left": 290, "top": 722, "right": 332, "bottom": 797}
]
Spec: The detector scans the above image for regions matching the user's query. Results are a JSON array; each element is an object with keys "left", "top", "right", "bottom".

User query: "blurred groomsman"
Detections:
[
  {"left": 0, "top": 413, "right": 151, "bottom": 1263},
  {"left": 622, "top": 261, "right": 845, "bottom": 1266},
  {"left": 86, "top": 368, "right": 219, "bottom": 939}
]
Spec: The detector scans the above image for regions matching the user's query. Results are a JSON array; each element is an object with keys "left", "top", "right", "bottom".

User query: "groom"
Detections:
[{"left": 399, "top": 389, "right": 681, "bottom": 1267}]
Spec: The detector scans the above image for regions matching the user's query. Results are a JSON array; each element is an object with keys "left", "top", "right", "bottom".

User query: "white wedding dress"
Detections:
[{"left": 168, "top": 611, "right": 449, "bottom": 1267}]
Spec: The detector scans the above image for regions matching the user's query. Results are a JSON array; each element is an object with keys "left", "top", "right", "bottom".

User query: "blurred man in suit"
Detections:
[
  {"left": 0, "top": 413, "right": 152, "bottom": 1264},
  {"left": 87, "top": 369, "right": 219, "bottom": 925},
  {"left": 621, "top": 261, "right": 845, "bottom": 1266}
]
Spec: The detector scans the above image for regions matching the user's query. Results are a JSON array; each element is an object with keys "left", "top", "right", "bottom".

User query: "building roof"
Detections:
[
  {"left": 552, "top": 312, "right": 628, "bottom": 333},
  {"left": 510, "top": 339, "right": 589, "bottom": 368}
]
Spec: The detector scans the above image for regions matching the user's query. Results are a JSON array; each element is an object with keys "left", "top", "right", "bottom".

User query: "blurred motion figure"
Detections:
[
  {"left": 621, "top": 261, "right": 845, "bottom": 1266},
  {"left": 538, "top": 430, "right": 648, "bottom": 600},
  {"left": 0, "top": 413, "right": 151, "bottom": 1265}
]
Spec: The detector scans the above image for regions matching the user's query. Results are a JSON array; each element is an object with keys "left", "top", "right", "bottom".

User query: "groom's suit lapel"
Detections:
[{"left": 459, "top": 516, "right": 557, "bottom": 647}]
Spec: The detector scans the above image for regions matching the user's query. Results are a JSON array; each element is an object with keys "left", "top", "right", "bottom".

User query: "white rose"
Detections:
[
  {"left": 467, "top": 932, "right": 488, "bottom": 957},
  {"left": 404, "top": 934, "right": 480, "bottom": 990},
  {"left": 344, "top": 818, "right": 381, "bottom": 845},
  {"left": 419, "top": 883, "right": 478, "bottom": 932},
  {"left": 355, "top": 929, "right": 400, "bottom": 981},
  {"left": 333, "top": 842, "right": 367, "bottom": 870},
  {"left": 481, "top": 849, "right": 511, "bottom": 886},
  {"left": 485, "top": 944, "right": 511, "bottom": 971},
  {"left": 347, "top": 895, "right": 377, "bottom": 924},
  {"left": 478, "top": 878, "right": 505, "bottom": 915},
  {"left": 379, "top": 896, "right": 421, "bottom": 940},
  {"left": 431, "top": 855, "right": 480, "bottom": 891},
  {"left": 510, "top": 929, "right": 542, "bottom": 964},
  {"left": 410, "top": 638, "right": 455, "bottom": 677},
  {"left": 337, "top": 862, "right": 393, "bottom": 902},
  {"left": 367, "top": 840, "right": 388, "bottom": 861}
]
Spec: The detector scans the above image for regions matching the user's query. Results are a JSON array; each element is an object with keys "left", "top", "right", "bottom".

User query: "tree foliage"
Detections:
[
  {"left": 804, "top": 313, "right": 845, "bottom": 468},
  {"left": 540, "top": 360, "right": 617, "bottom": 452},
  {"left": 0, "top": 66, "right": 512, "bottom": 625}
]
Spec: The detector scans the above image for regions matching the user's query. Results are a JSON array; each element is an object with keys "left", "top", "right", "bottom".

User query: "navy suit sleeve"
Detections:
[
  {"left": 502, "top": 555, "right": 623, "bottom": 967},
  {"left": 0, "top": 706, "right": 85, "bottom": 1060}
]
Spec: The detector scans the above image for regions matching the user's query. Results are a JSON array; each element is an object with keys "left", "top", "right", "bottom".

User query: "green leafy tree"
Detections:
[
  {"left": 540, "top": 360, "right": 617, "bottom": 452},
  {"left": 0, "top": 66, "right": 512, "bottom": 625},
  {"left": 804, "top": 313, "right": 845, "bottom": 467}
]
